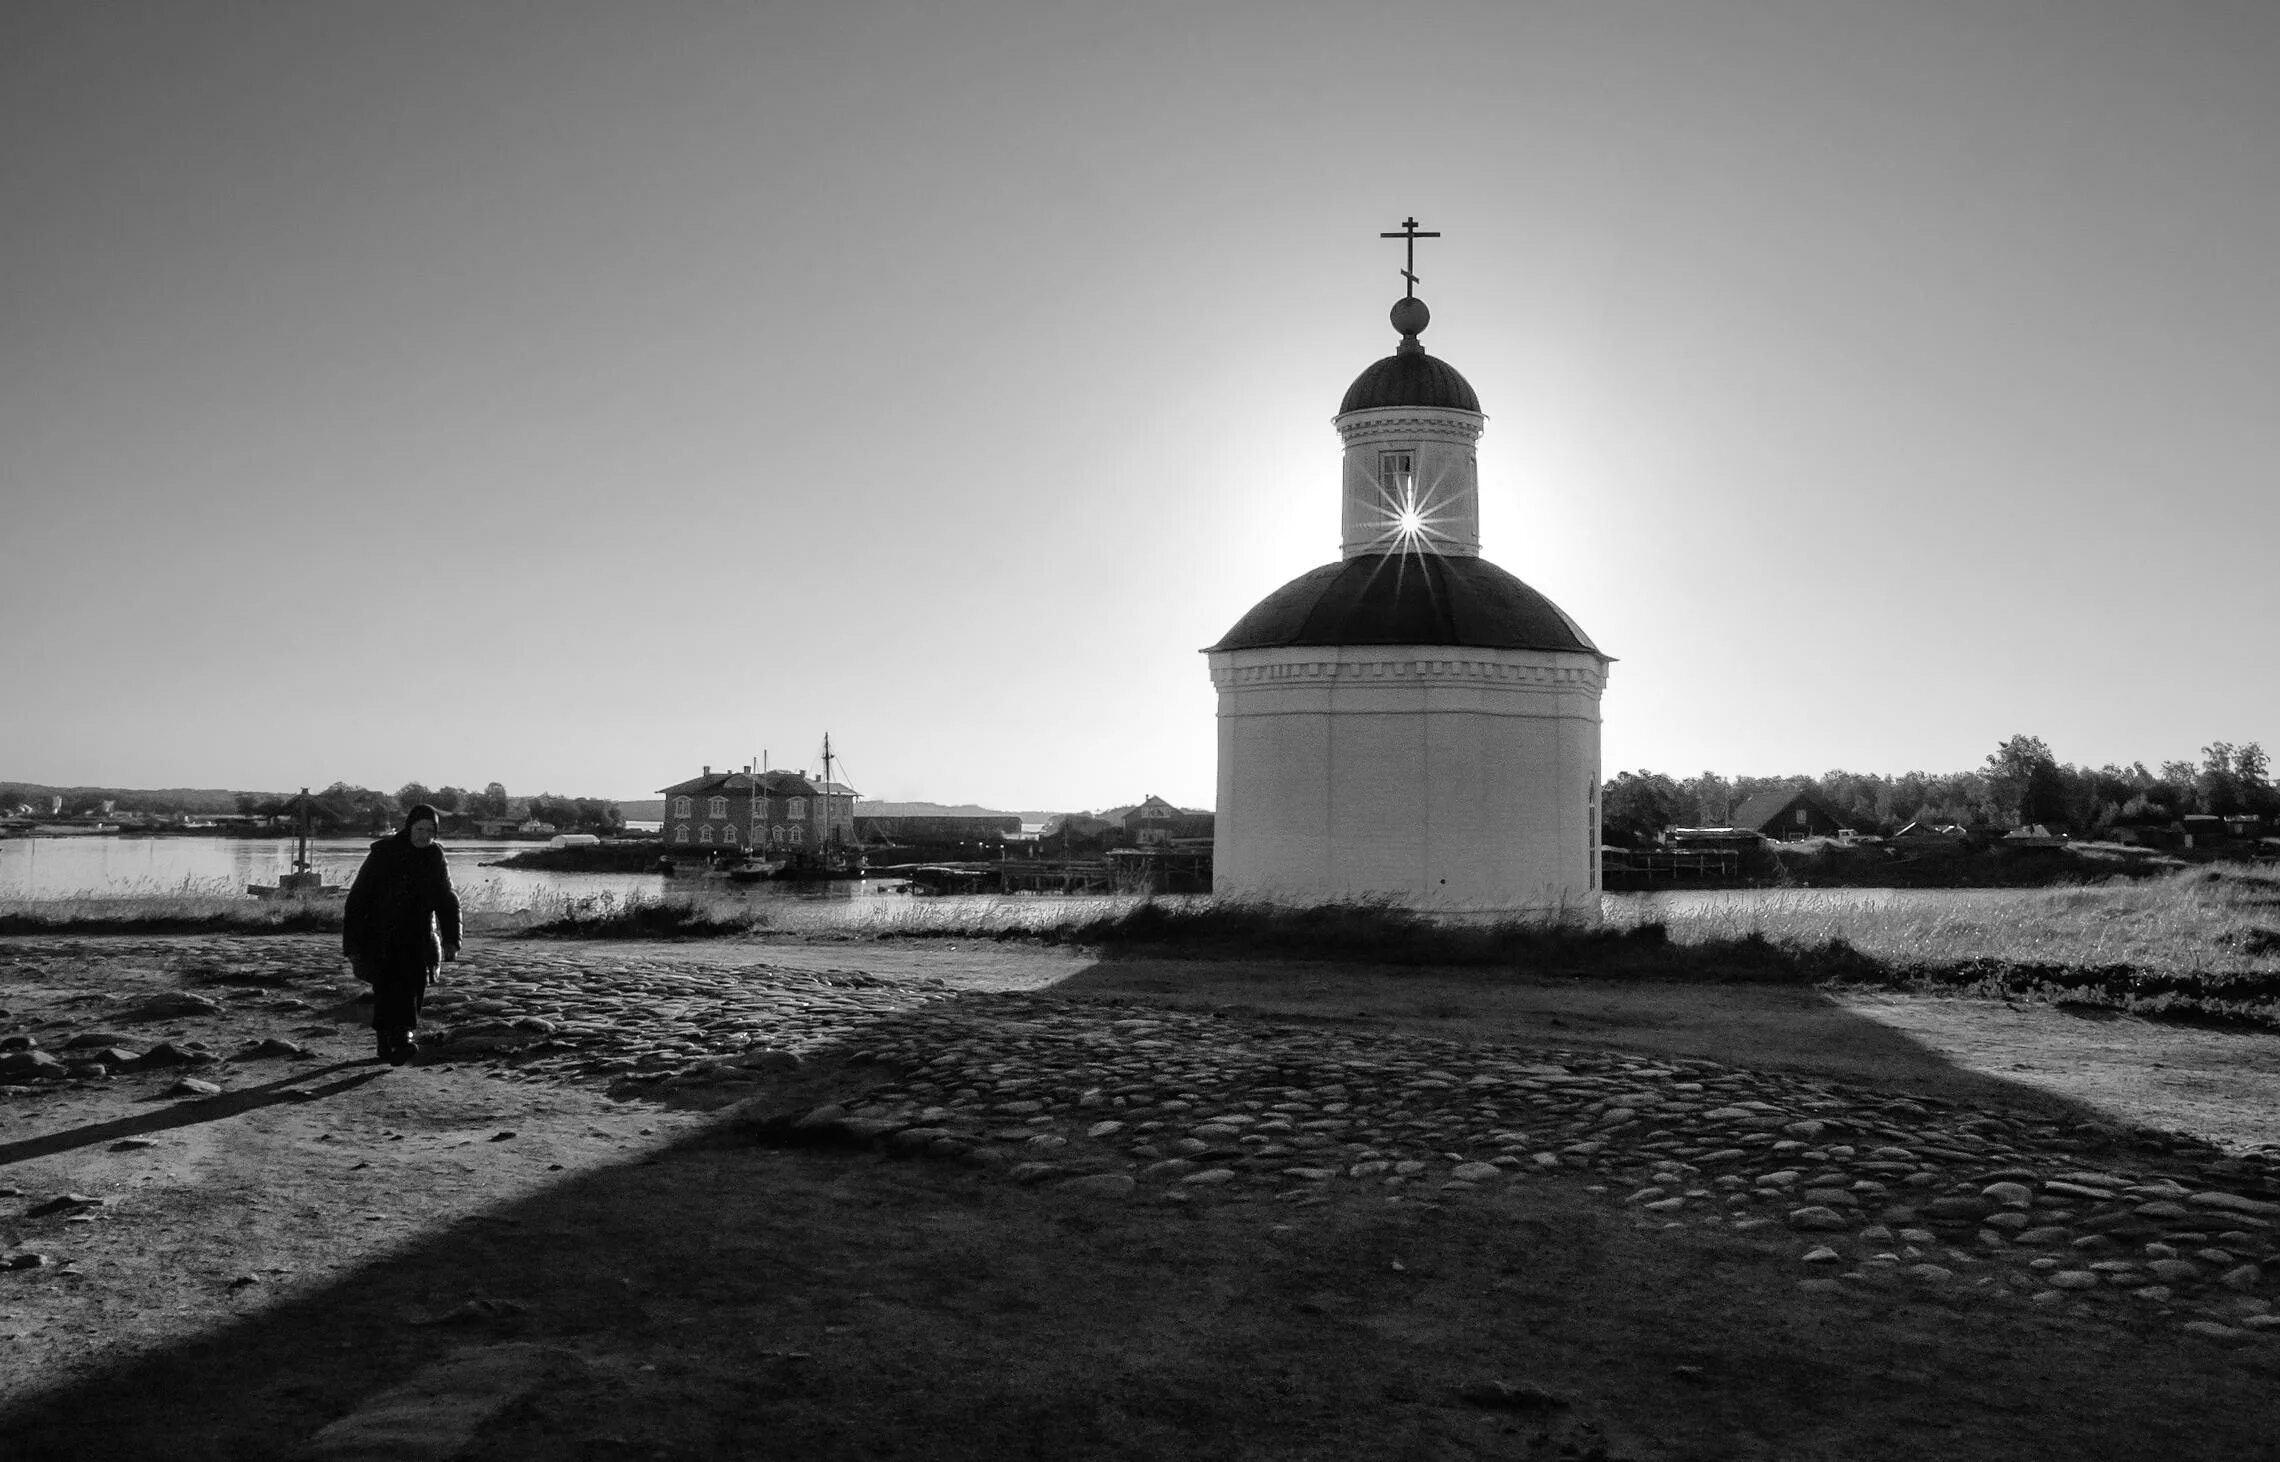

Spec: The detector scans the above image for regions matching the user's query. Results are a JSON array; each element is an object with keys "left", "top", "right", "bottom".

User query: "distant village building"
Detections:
[
  {"left": 1729, "top": 788, "right": 1853, "bottom": 842},
  {"left": 658, "top": 765, "right": 857, "bottom": 850},
  {"left": 1206, "top": 226, "right": 1608, "bottom": 913},
  {"left": 1101, "top": 795, "right": 1214, "bottom": 847}
]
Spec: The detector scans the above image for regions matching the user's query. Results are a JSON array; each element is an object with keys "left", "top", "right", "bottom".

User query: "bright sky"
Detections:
[{"left": 5, "top": 1, "right": 2275, "bottom": 810}]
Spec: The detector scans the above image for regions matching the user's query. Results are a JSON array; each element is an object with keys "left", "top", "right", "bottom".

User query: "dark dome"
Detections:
[
  {"left": 1339, "top": 351, "right": 1480, "bottom": 414},
  {"left": 1208, "top": 553, "right": 1601, "bottom": 655}
]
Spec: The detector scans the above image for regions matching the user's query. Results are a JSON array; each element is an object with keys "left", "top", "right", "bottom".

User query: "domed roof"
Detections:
[
  {"left": 1208, "top": 553, "right": 1601, "bottom": 655},
  {"left": 1339, "top": 350, "right": 1480, "bottom": 415}
]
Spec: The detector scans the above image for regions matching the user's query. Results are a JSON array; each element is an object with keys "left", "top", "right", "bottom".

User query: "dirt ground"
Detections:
[{"left": 3, "top": 934, "right": 2278, "bottom": 1461}]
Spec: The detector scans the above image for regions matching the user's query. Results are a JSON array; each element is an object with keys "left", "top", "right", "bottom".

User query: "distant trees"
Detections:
[
  {"left": 10, "top": 778, "right": 623, "bottom": 832},
  {"left": 1601, "top": 770, "right": 1687, "bottom": 846},
  {"left": 1603, "top": 734, "right": 2276, "bottom": 842},
  {"left": 312, "top": 782, "right": 398, "bottom": 833},
  {"left": 361, "top": 781, "right": 620, "bottom": 830},
  {"left": 1678, "top": 771, "right": 1733, "bottom": 825},
  {"left": 2198, "top": 742, "right": 2277, "bottom": 817},
  {"left": 522, "top": 793, "right": 626, "bottom": 832},
  {"left": 1984, "top": 735, "right": 2068, "bottom": 828}
]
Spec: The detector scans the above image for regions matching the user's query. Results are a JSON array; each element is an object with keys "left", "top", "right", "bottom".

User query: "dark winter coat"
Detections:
[{"left": 342, "top": 830, "right": 462, "bottom": 979}]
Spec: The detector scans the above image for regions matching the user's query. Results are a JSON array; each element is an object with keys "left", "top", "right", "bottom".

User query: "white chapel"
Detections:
[{"left": 1206, "top": 222, "right": 1610, "bottom": 914}]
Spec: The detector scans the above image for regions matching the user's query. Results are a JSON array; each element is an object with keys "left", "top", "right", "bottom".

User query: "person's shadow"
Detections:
[{"left": 0, "top": 1062, "right": 387, "bottom": 1167}]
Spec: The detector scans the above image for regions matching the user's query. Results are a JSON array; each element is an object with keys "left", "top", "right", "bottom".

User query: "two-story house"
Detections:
[
  {"left": 1106, "top": 794, "right": 1215, "bottom": 848},
  {"left": 657, "top": 765, "right": 860, "bottom": 852}
]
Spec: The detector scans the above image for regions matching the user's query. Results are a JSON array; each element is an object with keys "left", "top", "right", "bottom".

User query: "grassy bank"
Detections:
[
  {"left": 0, "top": 879, "right": 606, "bottom": 937},
  {"left": 0, "top": 890, "right": 344, "bottom": 936},
  {"left": 512, "top": 868, "right": 2280, "bottom": 1029},
  {"left": 10, "top": 869, "right": 2280, "bottom": 1029}
]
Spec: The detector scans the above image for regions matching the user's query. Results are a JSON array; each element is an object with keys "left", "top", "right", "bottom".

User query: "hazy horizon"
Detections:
[{"left": 7, "top": 2, "right": 2274, "bottom": 809}]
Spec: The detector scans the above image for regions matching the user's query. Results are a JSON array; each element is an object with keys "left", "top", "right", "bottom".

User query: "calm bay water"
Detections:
[
  {"left": 0, "top": 835, "right": 666, "bottom": 908},
  {"left": 0, "top": 835, "right": 924, "bottom": 913}
]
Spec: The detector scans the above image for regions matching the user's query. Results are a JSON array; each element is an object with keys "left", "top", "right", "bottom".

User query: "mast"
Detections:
[{"left": 820, "top": 732, "right": 835, "bottom": 853}]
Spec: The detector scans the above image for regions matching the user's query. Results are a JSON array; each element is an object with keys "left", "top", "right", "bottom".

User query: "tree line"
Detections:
[
  {"left": 232, "top": 782, "right": 625, "bottom": 834},
  {"left": 1602, "top": 737, "right": 2275, "bottom": 847}
]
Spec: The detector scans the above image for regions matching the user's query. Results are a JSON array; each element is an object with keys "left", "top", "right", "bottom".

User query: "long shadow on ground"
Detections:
[
  {"left": 2, "top": 951, "right": 2277, "bottom": 1461},
  {"left": 0, "top": 1063, "right": 384, "bottom": 1165}
]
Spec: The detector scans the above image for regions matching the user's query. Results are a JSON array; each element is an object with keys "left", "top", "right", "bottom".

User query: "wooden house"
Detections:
[{"left": 1730, "top": 787, "right": 1854, "bottom": 842}]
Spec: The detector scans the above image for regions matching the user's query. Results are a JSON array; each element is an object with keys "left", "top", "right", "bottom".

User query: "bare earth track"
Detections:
[{"left": 2, "top": 933, "right": 2278, "bottom": 1460}]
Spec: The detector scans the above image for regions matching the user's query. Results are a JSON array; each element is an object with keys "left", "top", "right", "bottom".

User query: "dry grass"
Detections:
[
  {"left": 1607, "top": 866, "right": 2280, "bottom": 977},
  {"left": 0, "top": 878, "right": 338, "bottom": 935},
  {"left": 12, "top": 867, "right": 2280, "bottom": 992},
  {"left": 496, "top": 870, "right": 2280, "bottom": 1024}
]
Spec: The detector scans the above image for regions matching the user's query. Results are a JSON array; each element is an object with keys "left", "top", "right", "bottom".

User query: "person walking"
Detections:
[{"left": 343, "top": 803, "right": 461, "bottom": 1065}]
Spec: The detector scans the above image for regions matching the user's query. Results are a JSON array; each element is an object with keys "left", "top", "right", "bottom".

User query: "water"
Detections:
[
  {"left": 0, "top": 835, "right": 930, "bottom": 914},
  {"left": 0, "top": 835, "right": 663, "bottom": 909}
]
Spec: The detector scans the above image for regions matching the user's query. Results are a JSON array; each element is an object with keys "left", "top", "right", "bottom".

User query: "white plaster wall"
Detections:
[
  {"left": 1336, "top": 406, "right": 1483, "bottom": 558},
  {"left": 1210, "top": 645, "right": 1606, "bottom": 915}
]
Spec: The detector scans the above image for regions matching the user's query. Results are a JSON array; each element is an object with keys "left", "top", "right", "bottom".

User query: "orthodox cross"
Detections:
[{"left": 1380, "top": 216, "right": 1440, "bottom": 297}]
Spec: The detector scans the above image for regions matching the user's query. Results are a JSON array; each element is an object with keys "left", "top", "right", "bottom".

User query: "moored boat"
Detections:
[{"left": 723, "top": 853, "right": 790, "bottom": 883}]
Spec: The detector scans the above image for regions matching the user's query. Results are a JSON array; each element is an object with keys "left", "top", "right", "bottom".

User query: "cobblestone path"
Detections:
[{"left": 5, "top": 935, "right": 2278, "bottom": 1349}]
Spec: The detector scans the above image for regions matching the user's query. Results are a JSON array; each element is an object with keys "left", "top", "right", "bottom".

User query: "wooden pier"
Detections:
[{"left": 1598, "top": 848, "right": 1742, "bottom": 889}]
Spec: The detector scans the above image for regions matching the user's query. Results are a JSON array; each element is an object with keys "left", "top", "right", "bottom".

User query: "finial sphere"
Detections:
[{"left": 1390, "top": 296, "right": 1430, "bottom": 337}]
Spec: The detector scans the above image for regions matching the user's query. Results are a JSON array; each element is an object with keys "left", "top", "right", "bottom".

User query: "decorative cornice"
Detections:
[
  {"left": 1335, "top": 406, "right": 1485, "bottom": 443},
  {"left": 1209, "top": 652, "right": 1607, "bottom": 695}
]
